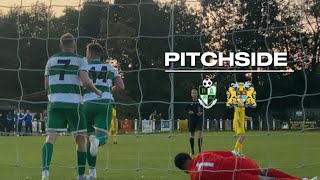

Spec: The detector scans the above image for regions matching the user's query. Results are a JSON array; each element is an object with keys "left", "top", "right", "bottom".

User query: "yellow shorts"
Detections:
[
  {"left": 233, "top": 107, "right": 245, "bottom": 135},
  {"left": 110, "top": 119, "right": 117, "bottom": 132}
]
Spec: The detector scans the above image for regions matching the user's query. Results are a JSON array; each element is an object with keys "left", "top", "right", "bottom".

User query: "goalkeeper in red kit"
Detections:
[{"left": 174, "top": 150, "right": 318, "bottom": 180}]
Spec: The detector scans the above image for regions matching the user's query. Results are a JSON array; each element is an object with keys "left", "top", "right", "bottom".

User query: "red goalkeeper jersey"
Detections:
[{"left": 187, "top": 150, "right": 261, "bottom": 180}]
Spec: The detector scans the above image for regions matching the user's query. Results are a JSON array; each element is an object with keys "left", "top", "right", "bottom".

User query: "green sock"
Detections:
[
  {"left": 87, "top": 143, "right": 97, "bottom": 168},
  {"left": 77, "top": 151, "right": 87, "bottom": 175},
  {"left": 42, "top": 143, "right": 53, "bottom": 171}
]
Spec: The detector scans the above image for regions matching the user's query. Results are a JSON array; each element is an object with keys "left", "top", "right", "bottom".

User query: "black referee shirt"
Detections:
[{"left": 185, "top": 100, "right": 203, "bottom": 121}]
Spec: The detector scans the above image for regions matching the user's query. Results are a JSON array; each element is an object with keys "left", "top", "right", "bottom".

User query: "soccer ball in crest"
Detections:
[{"left": 203, "top": 78, "right": 213, "bottom": 88}]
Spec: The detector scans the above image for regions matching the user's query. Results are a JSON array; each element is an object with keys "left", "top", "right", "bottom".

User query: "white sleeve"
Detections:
[
  {"left": 44, "top": 60, "right": 50, "bottom": 76},
  {"left": 79, "top": 57, "right": 89, "bottom": 71}
]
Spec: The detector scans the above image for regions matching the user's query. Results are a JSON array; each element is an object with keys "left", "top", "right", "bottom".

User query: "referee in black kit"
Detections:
[{"left": 185, "top": 89, "right": 203, "bottom": 155}]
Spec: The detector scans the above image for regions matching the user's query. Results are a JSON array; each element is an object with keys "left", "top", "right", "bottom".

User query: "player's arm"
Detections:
[
  {"left": 44, "top": 60, "right": 50, "bottom": 90},
  {"left": 190, "top": 172, "right": 260, "bottom": 180},
  {"left": 44, "top": 76, "right": 49, "bottom": 90},
  {"left": 79, "top": 70, "right": 102, "bottom": 96},
  {"left": 235, "top": 173, "right": 260, "bottom": 180},
  {"left": 247, "top": 175, "right": 284, "bottom": 180},
  {"left": 185, "top": 105, "right": 194, "bottom": 115},
  {"left": 79, "top": 57, "right": 102, "bottom": 96},
  {"left": 190, "top": 165, "right": 258, "bottom": 180},
  {"left": 112, "top": 76, "right": 125, "bottom": 92},
  {"left": 110, "top": 65, "right": 124, "bottom": 92},
  {"left": 197, "top": 105, "right": 203, "bottom": 116},
  {"left": 261, "top": 168, "right": 301, "bottom": 179},
  {"left": 245, "top": 115, "right": 252, "bottom": 121}
]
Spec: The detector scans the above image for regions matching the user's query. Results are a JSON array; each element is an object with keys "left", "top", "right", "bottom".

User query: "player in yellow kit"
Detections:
[
  {"left": 109, "top": 106, "right": 118, "bottom": 144},
  {"left": 227, "top": 82, "right": 256, "bottom": 157},
  {"left": 233, "top": 106, "right": 246, "bottom": 156}
]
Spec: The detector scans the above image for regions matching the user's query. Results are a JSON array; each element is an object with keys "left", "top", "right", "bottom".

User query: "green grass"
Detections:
[{"left": 1, "top": 131, "right": 320, "bottom": 180}]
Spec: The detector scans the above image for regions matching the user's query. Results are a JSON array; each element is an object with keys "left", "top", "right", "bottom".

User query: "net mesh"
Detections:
[{"left": 0, "top": 0, "right": 320, "bottom": 179}]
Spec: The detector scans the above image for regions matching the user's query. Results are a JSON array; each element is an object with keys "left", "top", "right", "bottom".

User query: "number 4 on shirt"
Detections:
[{"left": 89, "top": 66, "right": 108, "bottom": 83}]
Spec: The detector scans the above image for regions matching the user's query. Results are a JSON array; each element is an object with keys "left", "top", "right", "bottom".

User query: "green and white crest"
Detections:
[{"left": 198, "top": 78, "right": 217, "bottom": 109}]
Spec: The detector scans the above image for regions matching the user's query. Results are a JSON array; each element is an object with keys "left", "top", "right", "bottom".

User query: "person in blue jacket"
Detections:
[
  {"left": 17, "top": 109, "right": 25, "bottom": 136},
  {"left": 24, "top": 110, "right": 33, "bottom": 135}
]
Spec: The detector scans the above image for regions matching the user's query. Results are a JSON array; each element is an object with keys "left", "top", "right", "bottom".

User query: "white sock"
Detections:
[
  {"left": 95, "top": 138, "right": 100, "bottom": 146},
  {"left": 89, "top": 168, "right": 96, "bottom": 175},
  {"left": 42, "top": 170, "right": 49, "bottom": 177}
]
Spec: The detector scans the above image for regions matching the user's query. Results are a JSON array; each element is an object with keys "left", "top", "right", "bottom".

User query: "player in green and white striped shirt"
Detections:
[
  {"left": 83, "top": 43, "right": 124, "bottom": 179},
  {"left": 42, "top": 33, "right": 102, "bottom": 180}
]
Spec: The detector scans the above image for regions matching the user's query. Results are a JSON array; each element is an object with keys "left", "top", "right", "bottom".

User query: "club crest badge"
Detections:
[
  {"left": 226, "top": 82, "right": 257, "bottom": 108},
  {"left": 198, "top": 78, "right": 217, "bottom": 109}
]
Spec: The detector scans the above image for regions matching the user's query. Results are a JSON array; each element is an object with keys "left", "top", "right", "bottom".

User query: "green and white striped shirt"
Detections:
[
  {"left": 45, "top": 52, "right": 88, "bottom": 109},
  {"left": 83, "top": 59, "right": 119, "bottom": 102}
]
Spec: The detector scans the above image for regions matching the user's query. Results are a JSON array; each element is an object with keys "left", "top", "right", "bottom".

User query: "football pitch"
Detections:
[{"left": 1, "top": 131, "right": 319, "bottom": 180}]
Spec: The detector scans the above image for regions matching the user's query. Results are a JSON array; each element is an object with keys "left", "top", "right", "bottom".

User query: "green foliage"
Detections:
[{"left": 0, "top": 0, "right": 319, "bottom": 119}]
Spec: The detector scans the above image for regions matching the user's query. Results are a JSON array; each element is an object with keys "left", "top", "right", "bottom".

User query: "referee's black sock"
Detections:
[
  {"left": 198, "top": 137, "right": 203, "bottom": 153},
  {"left": 189, "top": 137, "right": 195, "bottom": 154}
]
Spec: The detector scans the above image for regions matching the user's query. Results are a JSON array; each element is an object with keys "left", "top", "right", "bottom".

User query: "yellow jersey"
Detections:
[{"left": 110, "top": 108, "right": 117, "bottom": 131}]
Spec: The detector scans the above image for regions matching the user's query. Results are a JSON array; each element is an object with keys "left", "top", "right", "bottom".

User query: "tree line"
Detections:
[{"left": 0, "top": 0, "right": 319, "bottom": 121}]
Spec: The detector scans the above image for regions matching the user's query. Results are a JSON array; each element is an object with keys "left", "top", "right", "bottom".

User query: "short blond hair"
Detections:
[
  {"left": 60, "top": 33, "right": 75, "bottom": 49},
  {"left": 87, "top": 42, "right": 104, "bottom": 58}
]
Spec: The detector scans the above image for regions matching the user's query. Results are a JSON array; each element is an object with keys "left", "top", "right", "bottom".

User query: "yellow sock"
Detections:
[
  {"left": 235, "top": 141, "right": 243, "bottom": 153},
  {"left": 238, "top": 143, "right": 243, "bottom": 153},
  {"left": 234, "top": 141, "right": 240, "bottom": 151},
  {"left": 112, "top": 135, "right": 117, "bottom": 143}
]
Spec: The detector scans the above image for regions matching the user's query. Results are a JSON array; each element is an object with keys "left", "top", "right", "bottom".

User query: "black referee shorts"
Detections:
[{"left": 188, "top": 119, "right": 203, "bottom": 133}]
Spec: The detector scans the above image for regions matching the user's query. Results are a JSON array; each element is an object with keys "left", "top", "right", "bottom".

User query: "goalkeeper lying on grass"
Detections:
[{"left": 175, "top": 150, "right": 318, "bottom": 180}]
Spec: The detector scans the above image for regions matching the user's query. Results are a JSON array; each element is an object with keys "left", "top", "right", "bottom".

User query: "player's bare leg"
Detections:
[{"left": 41, "top": 131, "right": 59, "bottom": 180}]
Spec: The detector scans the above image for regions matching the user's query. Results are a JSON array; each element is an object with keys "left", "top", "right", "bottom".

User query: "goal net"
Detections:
[{"left": 0, "top": 0, "right": 319, "bottom": 179}]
